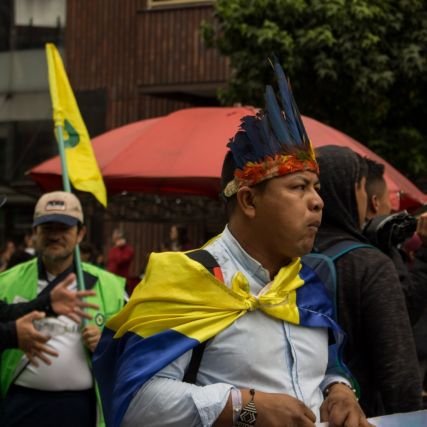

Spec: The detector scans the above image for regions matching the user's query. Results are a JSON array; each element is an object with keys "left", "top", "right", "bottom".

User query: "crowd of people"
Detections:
[{"left": 0, "top": 59, "right": 426, "bottom": 427}]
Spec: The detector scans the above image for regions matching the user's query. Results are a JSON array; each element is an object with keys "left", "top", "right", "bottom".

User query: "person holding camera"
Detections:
[
  {"left": 364, "top": 158, "right": 427, "bottom": 323},
  {"left": 364, "top": 157, "right": 427, "bottom": 405},
  {"left": 314, "top": 145, "right": 422, "bottom": 417}
]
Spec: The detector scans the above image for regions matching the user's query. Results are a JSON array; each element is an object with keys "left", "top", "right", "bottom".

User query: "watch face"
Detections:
[{"left": 95, "top": 312, "right": 105, "bottom": 327}]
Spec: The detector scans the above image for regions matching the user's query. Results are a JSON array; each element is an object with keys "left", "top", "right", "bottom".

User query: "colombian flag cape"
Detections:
[{"left": 93, "top": 250, "right": 352, "bottom": 427}]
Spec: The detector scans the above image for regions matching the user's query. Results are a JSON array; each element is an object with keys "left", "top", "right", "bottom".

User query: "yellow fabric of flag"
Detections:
[
  {"left": 109, "top": 251, "right": 304, "bottom": 342},
  {"left": 45, "top": 43, "right": 107, "bottom": 206}
]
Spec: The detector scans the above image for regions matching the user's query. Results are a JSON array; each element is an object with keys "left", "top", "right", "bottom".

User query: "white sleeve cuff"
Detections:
[
  {"left": 320, "top": 374, "right": 352, "bottom": 393},
  {"left": 191, "top": 383, "right": 233, "bottom": 427}
]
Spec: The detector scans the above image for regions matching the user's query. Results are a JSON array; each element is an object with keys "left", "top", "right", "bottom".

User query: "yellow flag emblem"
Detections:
[{"left": 45, "top": 43, "right": 107, "bottom": 207}]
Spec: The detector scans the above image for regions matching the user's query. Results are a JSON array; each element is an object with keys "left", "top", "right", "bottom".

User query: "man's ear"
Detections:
[
  {"left": 236, "top": 186, "right": 257, "bottom": 219},
  {"left": 77, "top": 225, "right": 87, "bottom": 244},
  {"left": 369, "top": 195, "right": 379, "bottom": 215}
]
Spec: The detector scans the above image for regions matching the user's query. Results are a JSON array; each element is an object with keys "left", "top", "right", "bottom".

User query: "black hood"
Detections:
[{"left": 315, "top": 145, "right": 368, "bottom": 249}]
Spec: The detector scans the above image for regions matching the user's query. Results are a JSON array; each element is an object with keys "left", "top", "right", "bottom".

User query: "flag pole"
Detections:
[
  {"left": 56, "top": 125, "right": 71, "bottom": 192},
  {"left": 55, "top": 125, "right": 87, "bottom": 320},
  {"left": 46, "top": 42, "right": 106, "bottom": 321}
]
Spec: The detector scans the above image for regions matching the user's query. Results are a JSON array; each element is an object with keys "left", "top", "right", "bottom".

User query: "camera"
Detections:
[{"left": 362, "top": 211, "right": 417, "bottom": 252}]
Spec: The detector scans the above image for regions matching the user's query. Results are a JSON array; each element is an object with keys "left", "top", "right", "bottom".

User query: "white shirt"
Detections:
[
  {"left": 123, "top": 226, "right": 348, "bottom": 427},
  {"left": 14, "top": 275, "right": 93, "bottom": 391}
]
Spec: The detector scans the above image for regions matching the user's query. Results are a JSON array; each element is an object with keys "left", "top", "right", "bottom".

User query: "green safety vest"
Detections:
[{"left": 0, "top": 258, "right": 125, "bottom": 427}]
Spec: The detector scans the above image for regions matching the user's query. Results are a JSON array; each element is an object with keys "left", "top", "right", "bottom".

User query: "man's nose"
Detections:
[{"left": 310, "top": 191, "right": 324, "bottom": 211}]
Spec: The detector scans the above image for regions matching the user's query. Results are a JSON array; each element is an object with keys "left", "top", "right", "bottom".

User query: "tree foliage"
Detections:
[{"left": 203, "top": 0, "right": 427, "bottom": 179}]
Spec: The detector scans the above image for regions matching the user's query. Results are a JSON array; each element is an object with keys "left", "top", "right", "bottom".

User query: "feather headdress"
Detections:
[{"left": 223, "top": 58, "right": 318, "bottom": 197}]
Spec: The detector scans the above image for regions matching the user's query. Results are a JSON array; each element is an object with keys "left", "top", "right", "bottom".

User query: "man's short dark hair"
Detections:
[
  {"left": 356, "top": 153, "right": 368, "bottom": 183},
  {"left": 220, "top": 151, "right": 236, "bottom": 193},
  {"left": 220, "top": 151, "right": 237, "bottom": 217},
  {"left": 220, "top": 150, "right": 271, "bottom": 219},
  {"left": 365, "top": 157, "right": 386, "bottom": 199}
]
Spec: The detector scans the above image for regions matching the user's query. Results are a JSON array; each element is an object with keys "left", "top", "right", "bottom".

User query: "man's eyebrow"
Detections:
[{"left": 292, "top": 174, "right": 320, "bottom": 186}]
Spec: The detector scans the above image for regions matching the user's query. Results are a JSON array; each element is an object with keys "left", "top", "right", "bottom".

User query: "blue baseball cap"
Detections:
[{"left": 33, "top": 191, "right": 84, "bottom": 227}]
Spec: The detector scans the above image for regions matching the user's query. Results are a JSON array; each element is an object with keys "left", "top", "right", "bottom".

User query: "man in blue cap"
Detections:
[
  {"left": 0, "top": 194, "right": 98, "bottom": 360},
  {"left": 0, "top": 191, "right": 126, "bottom": 427}
]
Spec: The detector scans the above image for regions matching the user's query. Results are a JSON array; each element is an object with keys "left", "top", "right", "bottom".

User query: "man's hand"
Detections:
[
  {"left": 16, "top": 311, "right": 58, "bottom": 366},
  {"left": 255, "top": 390, "right": 317, "bottom": 427},
  {"left": 50, "top": 273, "right": 99, "bottom": 322},
  {"left": 320, "top": 383, "right": 374, "bottom": 427},
  {"left": 215, "top": 389, "right": 317, "bottom": 427},
  {"left": 416, "top": 213, "right": 427, "bottom": 246},
  {"left": 82, "top": 324, "right": 101, "bottom": 352}
]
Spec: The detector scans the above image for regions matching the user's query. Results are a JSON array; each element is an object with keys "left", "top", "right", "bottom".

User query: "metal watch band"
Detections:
[{"left": 323, "top": 381, "right": 357, "bottom": 399}]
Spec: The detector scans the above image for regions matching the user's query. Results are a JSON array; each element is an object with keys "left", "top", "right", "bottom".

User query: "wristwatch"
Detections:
[
  {"left": 323, "top": 381, "right": 357, "bottom": 399},
  {"left": 235, "top": 389, "right": 257, "bottom": 427}
]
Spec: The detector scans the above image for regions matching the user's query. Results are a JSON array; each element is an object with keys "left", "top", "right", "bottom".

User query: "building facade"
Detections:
[
  {"left": 1, "top": 0, "right": 230, "bottom": 277},
  {"left": 0, "top": 0, "right": 66, "bottom": 248},
  {"left": 66, "top": 0, "right": 228, "bottom": 130}
]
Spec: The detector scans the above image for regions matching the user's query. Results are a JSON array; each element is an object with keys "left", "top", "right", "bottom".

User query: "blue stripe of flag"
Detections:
[
  {"left": 93, "top": 327, "right": 199, "bottom": 427},
  {"left": 297, "top": 263, "right": 335, "bottom": 327}
]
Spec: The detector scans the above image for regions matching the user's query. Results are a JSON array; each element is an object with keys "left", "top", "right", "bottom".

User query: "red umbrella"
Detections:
[
  {"left": 302, "top": 116, "right": 427, "bottom": 211},
  {"left": 30, "top": 107, "right": 426, "bottom": 211}
]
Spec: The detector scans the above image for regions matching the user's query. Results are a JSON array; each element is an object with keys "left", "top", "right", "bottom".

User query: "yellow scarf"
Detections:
[{"left": 108, "top": 251, "right": 305, "bottom": 343}]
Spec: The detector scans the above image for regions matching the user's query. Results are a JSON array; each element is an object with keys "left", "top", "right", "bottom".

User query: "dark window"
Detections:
[
  {"left": 0, "top": 0, "right": 65, "bottom": 52},
  {"left": 0, "top": 1, "right": 12, "bottom": 51},
  {"left": 13, "top": 25, "right": 63, "bottom": 50},
  {"left": 10, "top": 120, "right": 57, "bottom": 182}
]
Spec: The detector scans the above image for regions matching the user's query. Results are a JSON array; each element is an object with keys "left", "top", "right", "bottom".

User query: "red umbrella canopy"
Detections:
[
  {"left": 30, "top": 107, "right": 426, "bottom": 211},
  {"left": 102, "top": 107, "right": 256, "bottom": 196},
  {"left": 302, "top": 116, "right": 427, "bottom": 211}
]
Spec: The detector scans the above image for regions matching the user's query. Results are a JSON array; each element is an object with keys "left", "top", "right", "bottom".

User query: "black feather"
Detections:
[
  {"left": 273, "top": 61, "right": 301, "bottom": 146},
  {"left": 264, "top": 85, "right": 290, "bottom": 145},
  {"left": 227, "top": 56, "right": 311, "bottom": 168}
]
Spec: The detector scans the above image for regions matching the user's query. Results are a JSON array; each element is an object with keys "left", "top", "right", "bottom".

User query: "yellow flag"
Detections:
[{"left": 45, "top": 43, "right": 107, "bottom": 207}]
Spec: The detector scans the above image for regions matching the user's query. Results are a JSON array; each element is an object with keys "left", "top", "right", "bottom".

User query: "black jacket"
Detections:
[
  {"left": 315, "top": 146, "right": 422, "bottom": 416},
  {"left": 316, "top": 233, "right": 422, "bottom": 416},
  {"left": 0, "top": 293, "right": 52, "bottom": 351},
  {"left": 387, "top": 246, "right": 427, "bottom": 325},
  {"left": 389, "top": 245, "right": 427, "bottom": 359}
]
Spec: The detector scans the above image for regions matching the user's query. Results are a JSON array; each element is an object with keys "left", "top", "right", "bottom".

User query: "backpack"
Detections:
[
  {"left": 302, "top": 240, "right": 374, "bottom": 317},
  {"left": 183, "top": 242, "right": 374, "bottom": 383}
]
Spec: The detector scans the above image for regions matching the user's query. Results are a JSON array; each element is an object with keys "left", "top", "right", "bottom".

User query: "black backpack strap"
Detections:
[
  {"left": 182, "top": 341, "right": 208, "bottom": 384},
  {"left": 186, "top": 249, "right": 220, "bottom": 274},
  {"left": 182, "top": 249, "right": 221, "bottom": 384}
]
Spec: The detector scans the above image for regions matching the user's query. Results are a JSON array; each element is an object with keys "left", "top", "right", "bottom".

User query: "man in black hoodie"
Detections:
[
  {"left": 364, "top": 157, "right": 427, "bottom": 405},
  {"left": 315, "top": 145, "right": 422, "bottom": 417},
  {"left": 364, "top": 158, "right": 427, "bottom": 324}
]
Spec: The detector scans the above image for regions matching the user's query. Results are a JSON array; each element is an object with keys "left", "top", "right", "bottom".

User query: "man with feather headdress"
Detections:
[{"left": 93, "top": 60, "right": 371, "bottom": 427}]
